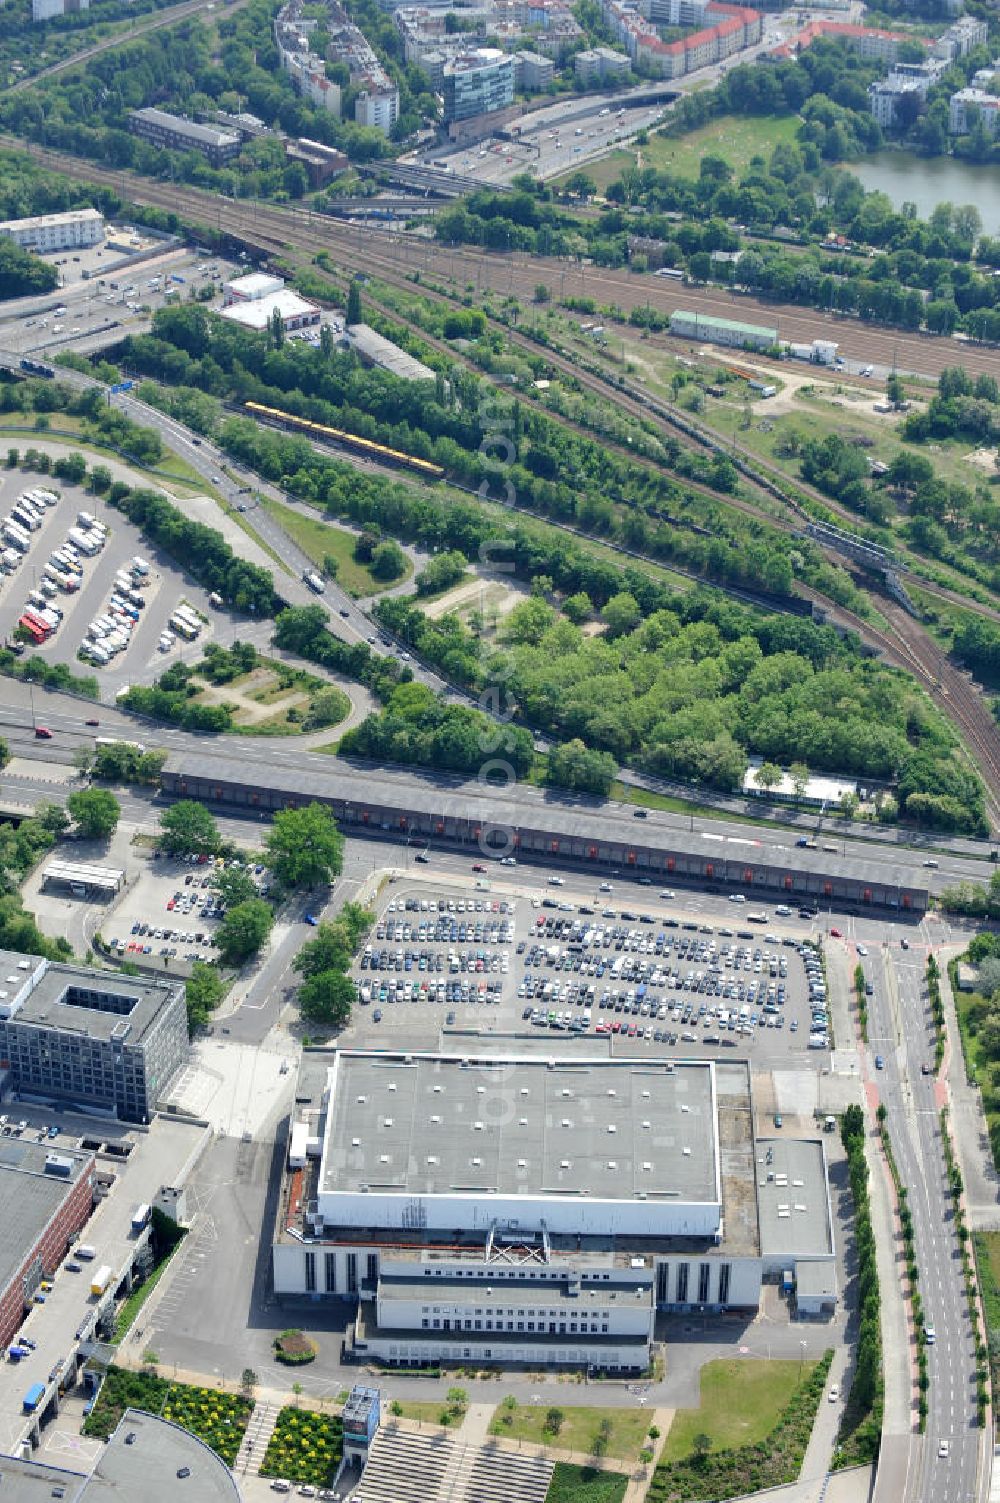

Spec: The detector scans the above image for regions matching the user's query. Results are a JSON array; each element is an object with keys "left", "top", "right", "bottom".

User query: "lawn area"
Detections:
[
  {"left": 262, "top": 497, "right": 411, "bottom": 597},
  {"left": 488, "top": 1402, "right": 650, "bottom": 1462},
  {"left": 390, "top": 1399, "right": 450, "bottom": 1425},
  {"left": 660, "top": 1358, "right": 819, "bottom": 1462},
  {"left": 546, "top": 1462, "right": 628, "bottom": 1503},
  {"left": 557, "top": 113, "right": 803, "bottom": 192},
  {"left": 649, "top": 1353, "right": 831, "bottom": 1503}
]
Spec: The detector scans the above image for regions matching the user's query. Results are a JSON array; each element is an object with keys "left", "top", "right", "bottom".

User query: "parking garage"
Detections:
[{"left": 161, "top": 755, "right": 929, "bottom": 915}]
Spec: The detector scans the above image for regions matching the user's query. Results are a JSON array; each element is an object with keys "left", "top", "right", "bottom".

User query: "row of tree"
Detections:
[{"left": 834, "top": 1105, "right": 883, "bottom": 1466}]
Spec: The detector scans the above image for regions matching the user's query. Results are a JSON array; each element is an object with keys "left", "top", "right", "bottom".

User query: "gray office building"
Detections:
[
  {"left": 129, "top": 107, "right": 242, "bottom": 166},
  {"left": 0, "top": 954, "right": 188, "bottom": 1124}
]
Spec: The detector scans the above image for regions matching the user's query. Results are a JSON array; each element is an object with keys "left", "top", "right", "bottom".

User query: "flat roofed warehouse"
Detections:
[
  {"left": 319, "top": 1053, "right": 721, "bottom": 1237},
  {"left": 161, "top": 753, "right": 928, "bottom": 913}
]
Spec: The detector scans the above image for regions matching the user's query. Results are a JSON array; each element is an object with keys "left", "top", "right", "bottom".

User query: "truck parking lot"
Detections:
[
  {"left": 0, "top": 479, "right": 217, "bottom": 694},
  {"left": 346, "top": 880, "right": 830, "bottom": 1064}
]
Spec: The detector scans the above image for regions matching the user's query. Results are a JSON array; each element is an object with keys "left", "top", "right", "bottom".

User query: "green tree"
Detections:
[
  {"left": 370, "top": 539, "right": 407, "bottom": 580},
  {"left": 294, "top": 921, "right": 353, "bottom": 981},
  {"left": 185, "top": 961, "right": 225, "bottom": 1035},
  {"left": 66, "top": 787, "right": 120, "bottom": 839},
  {"left": 216, "top": 898, "right": 273, "bottom": 966},
  {"left": 36, "top": 803, "right": 69, "bottom": 838},
  {"left": 562, "top": 591, "right": 592, "bottom": 625},
  {"left": 0, "top": 737, "right": 8, "bottom": 771},
  {"left": 299, "top": 969, "right": 355, "bottom": 1027},
  {"left": 210, "top": 866, "right": 258, "bottom": 907},
  {"left": 347, "top": 278, "right": 363, "bottom": 325},
  {"left": 533, "top": 283, "right": 550, "bottom": 303},
  {"left": 789, "top": 762, "right": 810, "bottom": 799},
  {"left": 266, "top": 802, "right": 344, "bottom": 889},
  {"left": 241, "top": 1368, "right": 258, "bottom": 1397},
  {"left": 159, "top": 801, "right": 219, "bottom": 857},
  {"left": 543, "top": 1408, "right": 564, "bottom": 1436},
  {"left": 602, "top": 591, "right": 641, "bottom": 637},
  {"left": 692, "top": 1432, "right": 711, "bottom": 1462},
  {"left": 754, "top": 761, "right": 783, "bottom": 793}
]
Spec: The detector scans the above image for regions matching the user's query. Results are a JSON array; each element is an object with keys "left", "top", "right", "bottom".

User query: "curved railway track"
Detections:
[{"left": 12, "top": 148, "right": 1000, "bottom": 823}]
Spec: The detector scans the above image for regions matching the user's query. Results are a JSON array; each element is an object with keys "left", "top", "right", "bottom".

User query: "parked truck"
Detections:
[
  {"left": 67, "top": 529, "right": 98, "bottom": 557},
  {"left": 22, "top": 1382, "right": 45, "bottom": 1413},
  {"left": 90, "top": 1265, "right": 112, "bottom": 1298}
]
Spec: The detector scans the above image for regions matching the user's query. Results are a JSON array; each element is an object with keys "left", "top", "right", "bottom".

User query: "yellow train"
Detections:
[{"left": 243, "top": 401, "right": 445, "bottom": 480}]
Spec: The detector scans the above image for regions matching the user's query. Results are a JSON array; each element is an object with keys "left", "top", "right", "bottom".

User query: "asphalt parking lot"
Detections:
[
  {"left": 101, "top": 851, "right": 269, "bottom": 968},
  {"left": 346, "top": 877, "right": 830, "bottom": 1065},
  {"left": 0, "top": 478, "right": 217, "bottom": 687},
  {"left": 0, "top": 247, "right": 242, "bottom": 360}
]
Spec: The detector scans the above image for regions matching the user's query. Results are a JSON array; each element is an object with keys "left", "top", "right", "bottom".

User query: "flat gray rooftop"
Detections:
[
  {"left": 0, "top": 1138, "right": 92, "bottom": 1299},
  {"left": 378, "top": 1274, "right": 652, "bottom": 1308},
  {"left": 0, "top": 1455, "right": 86, "bottom": 1500},
  {"left": 81, "top": 1409, "right": 242, "bottom": 1503},
  {"left": 755, "top": 1137, "right": 834, "bottom": 1260},
  {"left": 163, "top": 752, "right": 930, "bottom": 899},
  {"left": 12, "top": 963, "right": 182, "bottom": 1046},
  {"left": 322, "top": 1052, "right": 719, "bottom": 1205}
]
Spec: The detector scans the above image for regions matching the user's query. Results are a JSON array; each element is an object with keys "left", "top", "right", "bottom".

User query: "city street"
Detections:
[{"left": 865, "top": 943, "right": 981, "bottom": 1503}]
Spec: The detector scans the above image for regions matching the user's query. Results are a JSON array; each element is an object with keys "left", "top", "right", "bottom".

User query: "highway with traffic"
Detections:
[{"left": 865, "top": 943, "right": 982, "bottom": 1503}]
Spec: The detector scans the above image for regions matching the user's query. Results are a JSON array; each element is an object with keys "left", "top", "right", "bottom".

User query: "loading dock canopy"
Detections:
[{"left": 42, "top": 862, "right": 124, "bottom": 896}]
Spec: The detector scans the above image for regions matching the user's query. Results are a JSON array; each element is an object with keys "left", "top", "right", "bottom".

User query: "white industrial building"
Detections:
[
  {"left": 0, "top": 208, "right": 103, "bottom": 254},
  {"left": 220, "top": 289, "right": 321, "bottom": 333},
  {"left": 273, "top": 1052, "right": 836, "bottom": 1370}
]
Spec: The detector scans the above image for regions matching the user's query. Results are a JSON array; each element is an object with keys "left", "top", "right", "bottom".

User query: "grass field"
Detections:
[
  {"left": 660, "top": 1358, "right": 819, "bottom": 1462},
  {"left": 488, "top": 1402, "right": 650, "bottom": 1461},
  {"left": 559, "top": 113, "right": 803, "bottom": 192},
  {"left": 390, "top": 1400, "right": 450, "bottom": 1425},
  {"left": 262, "top": 498, "right": 411, "bottom": 597},
  {"left": 546, "top": 1462, "right": 628, "bottom": 1503}
]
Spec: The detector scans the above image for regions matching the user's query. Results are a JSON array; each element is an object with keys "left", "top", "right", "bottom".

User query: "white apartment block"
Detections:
[
  {"left": 0, "top": 208, "right": 104, "bottom": 253},
  {"left": 949, "top": 86, "right": 1000, "bottom": 134},
  {"left": 934, "top": 14, "right": 989, "bottom": 59}
]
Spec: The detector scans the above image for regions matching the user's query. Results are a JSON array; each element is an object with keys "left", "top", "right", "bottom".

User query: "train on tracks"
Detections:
[{"left": 243, "top": 401, "right": 445, "bottom": 480}]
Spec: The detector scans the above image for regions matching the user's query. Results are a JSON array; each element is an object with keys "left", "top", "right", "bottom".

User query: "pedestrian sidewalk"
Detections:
[{"left": 937, "top": 943, "right": 1000, "bottom": 1230}]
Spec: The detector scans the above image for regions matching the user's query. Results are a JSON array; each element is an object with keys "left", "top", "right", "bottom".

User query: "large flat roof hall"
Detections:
[{"left": 320, "top": 1053, "right": 721, "bottom": 1237}]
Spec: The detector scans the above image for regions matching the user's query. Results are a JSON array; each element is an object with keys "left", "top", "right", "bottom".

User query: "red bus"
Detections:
[{"left": 19, "top": 611, "right": 51, "bottom": 642}]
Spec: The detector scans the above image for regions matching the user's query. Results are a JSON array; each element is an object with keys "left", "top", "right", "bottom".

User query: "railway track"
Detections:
[{"left": 11, "top": 147, "right": 1000, "bottom": 823}]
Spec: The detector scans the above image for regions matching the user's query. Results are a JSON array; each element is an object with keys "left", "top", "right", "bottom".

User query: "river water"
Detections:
[{"left": 850, "top": 149, "right": 1000, "bottom": 236}]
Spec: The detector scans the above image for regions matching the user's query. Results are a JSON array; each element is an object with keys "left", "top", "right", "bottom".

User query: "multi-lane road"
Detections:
[{"left": 866, "top": 944, "right": 982, "bottom": 1503}]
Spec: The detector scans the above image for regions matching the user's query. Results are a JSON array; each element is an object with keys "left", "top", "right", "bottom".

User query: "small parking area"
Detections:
[
  {"left": 0, "top": 478, "right": 218, "bottom": 690},
  {"left": 346, "top": 878, "right": 829, "bottom": 1065},
  {"left": 100, "top": 852, "right": 269, "bottom": 968},
  {"left": 352, "top": 889, "right": 517, "bottom": 1033}
]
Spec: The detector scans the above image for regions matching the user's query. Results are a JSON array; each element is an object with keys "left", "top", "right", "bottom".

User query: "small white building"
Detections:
[
  {"left": 743, "top": 760, "right": 859, "bottom": 809},
  {"left": 220, "top": 287, "right": 321, "bottom": 332},
  {"left": 0, "top": 208, "right": 103, "bottom": 254},
  {"left": 223, "top": 272, "right": 286, "bottom": 305}
]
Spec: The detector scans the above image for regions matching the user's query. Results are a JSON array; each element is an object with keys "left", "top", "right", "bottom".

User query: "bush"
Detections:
[
  {"left": 274, "top": 1329, "right": 317, "bottom": 1366},
  {"left": 259, "top": 1406, "right": 343, "bottom": 1487}
]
